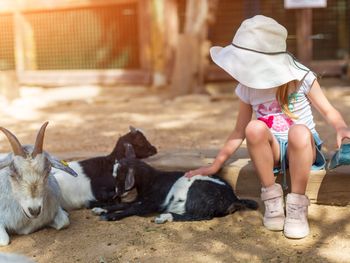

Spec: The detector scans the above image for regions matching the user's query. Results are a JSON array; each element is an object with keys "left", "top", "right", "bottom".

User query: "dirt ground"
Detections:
[{"left": 0, "top": 79, "right": 350, "bottom": 263}]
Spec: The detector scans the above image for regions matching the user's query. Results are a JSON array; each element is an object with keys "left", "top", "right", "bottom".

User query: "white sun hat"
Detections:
[{"left": 210, "top": 15, "right": 310, "bottom": 89}]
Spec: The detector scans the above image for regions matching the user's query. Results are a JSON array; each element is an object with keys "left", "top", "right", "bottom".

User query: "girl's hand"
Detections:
[
  {"left": 336, "top": 127, "right": 350, "bottom": 148},
  {"left": 184, "top": 165, "right": 219, "bottom": 178}
]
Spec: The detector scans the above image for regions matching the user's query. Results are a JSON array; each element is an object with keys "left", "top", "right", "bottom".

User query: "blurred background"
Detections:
[
  {"left": 1, "top": 2, "right": 350, "bottom": 262},
  {"left": 0, "top": 0, "right": 349, "bottom": 155},
  {"left": 0, "top": 0, "right": 349, "bottom": 99}
]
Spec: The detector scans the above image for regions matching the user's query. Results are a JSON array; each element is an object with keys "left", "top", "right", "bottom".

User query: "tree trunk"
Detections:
[
  {"left": 170, "top": 0, "right": 218, "bottom": 96},
  {"left": 171, "top": 34, "right": 198, "bottom": 96}
]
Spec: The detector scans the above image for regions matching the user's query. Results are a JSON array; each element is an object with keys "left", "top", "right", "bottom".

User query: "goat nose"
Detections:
[{"left": 28, "top": 206, "right": 41, "bottom": 217}]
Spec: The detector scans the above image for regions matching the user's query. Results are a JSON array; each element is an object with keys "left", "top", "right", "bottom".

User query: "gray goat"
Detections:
[
  {"left": 0, "top": 122, "right": 77, "bottom": 246},
  {"left": 0, "top": 253, "right": 35, "bottom": 263}
]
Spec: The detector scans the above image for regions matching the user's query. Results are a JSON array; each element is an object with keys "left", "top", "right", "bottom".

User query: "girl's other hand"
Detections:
[
  {"left": 184, "top": 165, "right": 218, "bottom": 178},
  {"left": 336, "top": 127, "right": 350, "bottom": 148}
]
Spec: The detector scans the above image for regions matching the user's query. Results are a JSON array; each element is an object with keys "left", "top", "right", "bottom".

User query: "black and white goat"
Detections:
[
  {"left": 0, "top": 122, "right": 77, "bottom": 246},
  {"left": 92, "top": 144, "right": 258, "bottom": 223},
  {"left": 52, "top": 126, "right": 157, "bottom": 210}
]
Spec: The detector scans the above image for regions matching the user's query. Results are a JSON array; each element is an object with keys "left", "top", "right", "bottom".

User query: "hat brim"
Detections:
[{"left": 210, "top": 45, "right": 309, "bottom": 89}]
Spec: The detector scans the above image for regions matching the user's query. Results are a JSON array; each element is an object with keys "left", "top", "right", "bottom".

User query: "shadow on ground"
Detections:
[{"left": 0, "top": 82, "right": 350, "bottom": 262}]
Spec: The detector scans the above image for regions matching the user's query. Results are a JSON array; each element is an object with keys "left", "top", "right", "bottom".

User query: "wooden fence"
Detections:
[
  {"left": 0, "top": 0, "right": 349, "bottom": 90},
  {"left": 0, "top": 0, "right": 152, "bottom": 86}
]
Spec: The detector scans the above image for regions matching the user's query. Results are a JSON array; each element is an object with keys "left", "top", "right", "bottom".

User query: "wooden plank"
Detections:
[
  {"left": 13, "top": 11, "right": 25, "bottom": 73},
  {"left": 13, "top": 11, "right": 36, "bottom": 73},
  {"left": 296, "top": 8, "right": 313, "bottom": 66},
  {"left": 56, "top": 148, "right": 350, "bottom": 205},
  {"left": 163, "top": 0, "right": 179, "bottom": 83},
  {"left": 18, "top": 69, "right": 151, "bottom": 86},
  {"left": 138, "top": 0, "right": 152, "bottom": 72},
  {"left": 143, "top": 149, "right": 350, "bottom": 205},
  {"left": 170, "top": 0, "right": 214, "bottom": 95},
  {"left": 150, "top": 0, "right": 166, "bottom": 87},
  {"left": 0, "top": 71, "right": 20, "bottom": 101},
  {"left": 310, "top": 60, "right": 348, "bottom": 77},
  {"left": 170, "top": 34, "right": 199, "bottom": 95}
]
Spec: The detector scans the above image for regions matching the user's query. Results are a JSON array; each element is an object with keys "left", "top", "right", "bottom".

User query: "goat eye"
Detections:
[
  {"left": 9, "top": 163, "right": 19, "bottom": 177},
  {"left": 9, "top": 170, "right": 19, "bottom": 179}
]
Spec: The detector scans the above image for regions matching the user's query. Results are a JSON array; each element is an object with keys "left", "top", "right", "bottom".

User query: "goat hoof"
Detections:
[
  {"left": 100, "top": 214, "right": 115, "bottom": 221},
  {"left": 154, "top": 213, "right": 173, "bottom": 224},
  {"left": 100, "top": 215, "right": 109, "bottom": 221},
  {"left": 50, "top": 208, "right": 70, "bottom": 230},
  {"left": 100, "top": 213, "right": 122, "bottom": 221},
  {"left": 85, "top": 201, "right": 94, "bottom": 209},
  {"left": 92, "top": 207, "right": 107, "bottom": 215},
  {"left": 0, "top": 233, "right": 10, "bottom": 246}
]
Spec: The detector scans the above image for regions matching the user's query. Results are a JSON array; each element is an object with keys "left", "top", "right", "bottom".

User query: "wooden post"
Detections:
[
  {"left": 0, "top": 8, "right": 31, "bottom": 101},
  {"left": 0, "top": 71, "right": 19, "bottom": 101},
  {"left": 171, "top": 34, "right": 198, "bottom": 96},
  {"left": 170, "top": 0, "right": 218, "bottom": 96},
  {"left": 244, "top": 0, "right": 260, "bottom": 18},
  {"left": 14, "top": 8, "right": 37, "bottom": 73},
  {"left": 138, "top": 0, "right": 152, "bottom": 74},
  {"left": 296, "top": 8, "right": 313, "bottom": 66},
  {"left": 150, "top": 0, "right": 166, "bottom": 88},
  {"left": 163, "top": 0, "right": 179, "bottom": 84}
]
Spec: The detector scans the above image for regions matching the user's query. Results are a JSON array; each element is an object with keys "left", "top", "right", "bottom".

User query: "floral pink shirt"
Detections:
[{"left": 235, "top": 71, "right": 317, "bottom": 140}]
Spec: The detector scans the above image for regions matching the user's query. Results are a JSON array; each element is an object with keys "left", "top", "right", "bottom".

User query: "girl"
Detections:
[{"left": 185, "top": 15, "right": 350, "bottom": 239}]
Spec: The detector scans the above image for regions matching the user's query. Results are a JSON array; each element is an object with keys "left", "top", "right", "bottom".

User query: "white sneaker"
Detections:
[
  {"left": 261, "top": 183, "right": 285, "bottom": 231},
  {"left": 284, "top": 193, "right": 310, "bottom": 239}
]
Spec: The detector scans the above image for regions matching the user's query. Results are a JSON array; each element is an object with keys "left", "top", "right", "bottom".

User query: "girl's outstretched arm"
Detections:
[
  {"left": 185, "top": 100, "right": 252, "bottom": 177},
  {"left": 308, "top": 80, "right": 350, "bottom": 147}
]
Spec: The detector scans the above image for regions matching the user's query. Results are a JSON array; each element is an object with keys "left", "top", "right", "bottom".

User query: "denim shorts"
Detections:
[{"left": 273, "top": 132, "right": 326, "bottom": 189}]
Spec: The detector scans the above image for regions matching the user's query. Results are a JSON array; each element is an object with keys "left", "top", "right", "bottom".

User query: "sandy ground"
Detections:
[{"left": 0, "top": 79, "right": 350, "bottom": 263}]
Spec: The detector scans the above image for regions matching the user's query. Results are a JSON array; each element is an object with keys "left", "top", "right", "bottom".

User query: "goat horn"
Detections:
[
  {"left": 32, "top": 121, "right": 49, "bottom": 158},
  {"left": 0, "top": 127, "right": 26, "bottom": 157}
]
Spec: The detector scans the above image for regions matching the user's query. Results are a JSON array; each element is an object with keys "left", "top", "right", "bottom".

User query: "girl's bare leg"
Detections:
[
  {"left": 245, "top": 120, "right": 280, "bottom": 187},
  {"left": 246, "top": 120, "right": 284, "bottom": 231},
  {"left": 284, "top": 124, "right": 316, "bottom": 239},
  {"left": 287, "top": 124, "right": 316, "bottom": 194}
]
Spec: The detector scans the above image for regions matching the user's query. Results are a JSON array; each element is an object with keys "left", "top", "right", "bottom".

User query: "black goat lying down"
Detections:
[
  {"left": 92, "top": 144, "right": 258, "bottom": 223},
  {"left": 52, "top": 127, "right": 157, "bottom": 210}
]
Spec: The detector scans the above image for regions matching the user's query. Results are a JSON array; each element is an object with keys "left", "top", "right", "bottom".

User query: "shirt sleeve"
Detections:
[
  {"left": 299, "top": 71, "right": 317, "bottom": 94},
  {"left": 235, "top": 83, "right": 251, "bottom": 104}
]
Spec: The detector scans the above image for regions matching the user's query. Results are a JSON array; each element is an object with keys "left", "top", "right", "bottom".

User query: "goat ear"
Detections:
[
  {"left": 129, "top": 126, "right": 137, "bottom": 134},
  {"left": 125, "top": 168, "right": 135, "bottom": 191},
  {"left": 124, "top": 143, "right": 136, "bottom": 158},
  {"left": 46, "top": 154, "right": 78, "bottom": 177},
  {"left": 0, "top": 153, "right": 13, "bottom": 170}
]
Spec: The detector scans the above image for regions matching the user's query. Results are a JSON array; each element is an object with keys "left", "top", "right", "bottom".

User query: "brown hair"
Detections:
[{"left": 276, "top": 81, "right": 298, "bottom": 119}]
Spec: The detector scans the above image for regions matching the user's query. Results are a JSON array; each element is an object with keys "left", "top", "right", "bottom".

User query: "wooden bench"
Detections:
[
  {"left": 57, "top": 148, "right": 350, "bottom": 206},
  {"left": 145, "top": 148, "right": 350, "bottom": 206}
]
